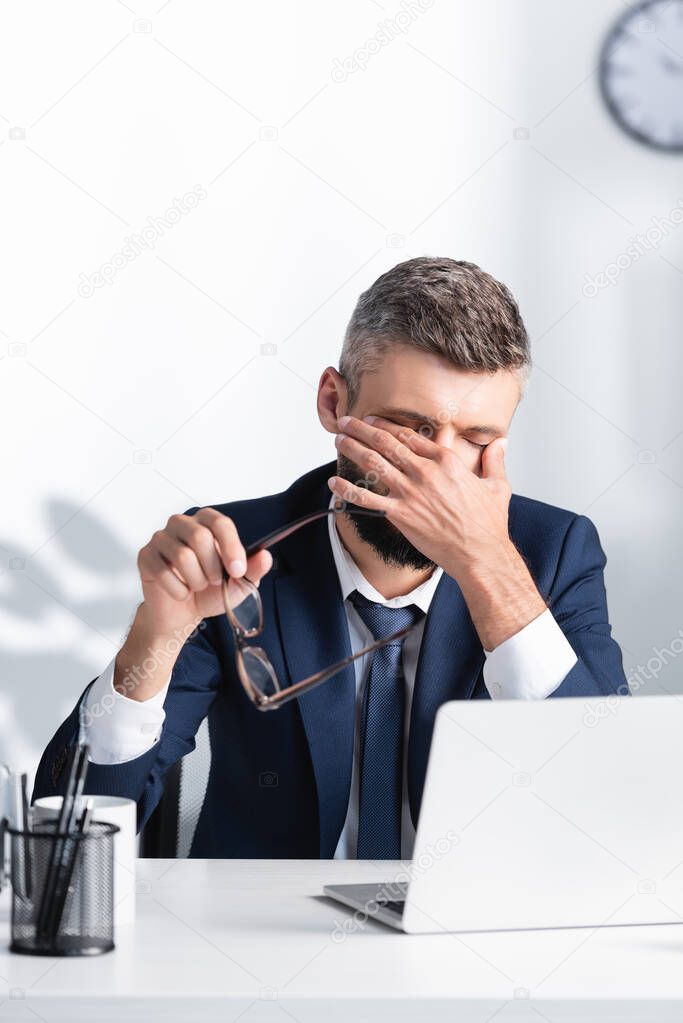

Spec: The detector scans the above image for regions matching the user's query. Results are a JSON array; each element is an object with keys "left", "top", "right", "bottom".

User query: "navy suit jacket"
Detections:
[{"left": 33, "top": 461, "right": 628, "bottom": 857}]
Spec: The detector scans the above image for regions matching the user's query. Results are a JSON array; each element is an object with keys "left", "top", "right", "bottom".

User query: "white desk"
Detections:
[{"left": 2, "top": 858, "right": 683, "bottom": 1021}]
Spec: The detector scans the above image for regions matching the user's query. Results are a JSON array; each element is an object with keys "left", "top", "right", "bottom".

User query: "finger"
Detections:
[
  {"left": 245, "top": 548, "right": 273, "bottom": 584},
  {"left": 334, "top": 432, "right": 407, "bottom": 493},
  {"left": 167, "top": 515, "right": 224, "bottom": 586},
  {"left": 374, "top": 417, "right": 470, "bottom": 477},
  {"left": 194, "top": 507, "right": 247, "bottom": 577},
  {"left": 359, "top": 415, "right": 445, "bottom": 461},
  {"left": 138, "top": 545, "right": 191, "bottom": 601},
  {"left": 481, "top": 437, "right": 508, "bottom": 482},
  {"left": 152, "top": 530, "right": 211, "bottom": 591},
  {"left": 327, "top": 475, "right": 391, "bottom": 512},
  {"left": 337, "top": 415, "right": 421, "bottom": 472}
]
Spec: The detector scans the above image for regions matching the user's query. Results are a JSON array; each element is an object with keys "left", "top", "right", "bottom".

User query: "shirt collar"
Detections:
[{"left": 327, "top": 495, "right": 443, "bottom": 613}]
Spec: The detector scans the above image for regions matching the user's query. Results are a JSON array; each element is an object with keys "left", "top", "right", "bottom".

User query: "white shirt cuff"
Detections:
[
  {"left": 81, "top": 656, "right": 171, "bottom": 765},
  {"left": 482, "top": 608, "right": 578, "bottom": 700}
]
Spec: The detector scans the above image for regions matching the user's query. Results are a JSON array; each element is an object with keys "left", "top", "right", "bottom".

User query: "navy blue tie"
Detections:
[{"left": 349, "top": 591, "right": 423, "bottom": 859}]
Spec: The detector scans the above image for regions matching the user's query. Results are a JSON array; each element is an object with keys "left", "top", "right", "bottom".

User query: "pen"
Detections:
[
  {"left": 36, "top": 742, "right": 90, "bottom": 944},
  {"left": 50, "top": 795, "right": 95, "bottom": 943},
  {"left": 0, "top": 762, "right": 9, "bottom": 893},
  {"left": 20, "top": 773, "right": 32, "bottom": 901},
  {"left": 46, "top": 744, "right": 90, "bottom": 943},
  {"left": 7, "top": 773, "right": 30, "bottom": 901}
]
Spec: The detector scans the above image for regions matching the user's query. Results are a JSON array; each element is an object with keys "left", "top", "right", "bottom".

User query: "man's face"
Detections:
[{"left": 337, "top": 345, "right": 521, "bottom": 569}]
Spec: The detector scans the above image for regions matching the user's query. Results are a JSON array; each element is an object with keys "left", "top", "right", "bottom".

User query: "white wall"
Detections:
[{"left": 2, "top": 0, "right": 682, "bottom": 776}]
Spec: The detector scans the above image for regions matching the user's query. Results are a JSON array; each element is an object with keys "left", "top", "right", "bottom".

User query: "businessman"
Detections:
[{"left": 34, "top": 256, "right": 628, "bottom": 858}]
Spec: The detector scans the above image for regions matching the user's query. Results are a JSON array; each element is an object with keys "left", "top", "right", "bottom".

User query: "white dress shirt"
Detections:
[{"left": 84, "top": 499, "right": 578, "bottom": 858}]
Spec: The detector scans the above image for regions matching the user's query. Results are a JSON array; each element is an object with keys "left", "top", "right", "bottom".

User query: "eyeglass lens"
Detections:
[
  {"left": 224, "top": 577, "right": 263, "bottom": 636},
  {"left": 240, "top": 647, "right": 281, "bottom": 700}
]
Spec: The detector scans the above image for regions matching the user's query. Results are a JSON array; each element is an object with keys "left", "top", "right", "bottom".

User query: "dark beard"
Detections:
[{"left": 336, "top": 454, "right": 435, "bottom": 571}]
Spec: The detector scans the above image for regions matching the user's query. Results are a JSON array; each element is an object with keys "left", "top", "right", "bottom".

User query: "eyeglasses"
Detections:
[{"left": 222, "top": 499, "right": 420, "bottom": 711}]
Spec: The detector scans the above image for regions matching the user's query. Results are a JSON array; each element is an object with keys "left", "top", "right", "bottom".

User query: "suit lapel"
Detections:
[
  {"left": 407, "top": 572, "right": 485, "bottom": 826},
  {"left": 273, "top": 505, "right": 356, "bottom": 858}
]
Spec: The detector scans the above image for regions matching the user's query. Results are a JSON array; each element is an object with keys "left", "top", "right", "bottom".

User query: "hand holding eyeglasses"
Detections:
[
  {"left": 112, "top": 509, "right": 274, "bottom": 704},
  {"left": 137, "top": 508, "right": 274, "bottom": 636}
]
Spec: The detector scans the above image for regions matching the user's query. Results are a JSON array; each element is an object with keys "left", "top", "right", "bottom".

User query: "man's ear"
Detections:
[{"left": 317, "top": 367, "right": 348, "bottom": 434}]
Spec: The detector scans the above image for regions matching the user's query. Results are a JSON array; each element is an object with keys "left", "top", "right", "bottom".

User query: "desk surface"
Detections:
[{"left": 2, "top": 858, "right": 683, "bottom": 1021}]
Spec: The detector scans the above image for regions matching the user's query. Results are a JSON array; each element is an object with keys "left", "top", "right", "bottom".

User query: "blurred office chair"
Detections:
[{"left": 140, "top": 716, "right": 211, "bottom": 857}]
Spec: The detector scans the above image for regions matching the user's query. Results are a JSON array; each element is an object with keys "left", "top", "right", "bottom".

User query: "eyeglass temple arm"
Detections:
[
  {"left": 252, "top": 624, "right": 416, "bottom": 711},
  {"left": 224, "top": 502, "right": 386, "bottom": 567}
]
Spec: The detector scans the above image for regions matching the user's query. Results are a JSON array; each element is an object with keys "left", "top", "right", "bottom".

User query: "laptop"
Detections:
[{"left": 324, "top": 694, "right": 683, "bottom": 933}]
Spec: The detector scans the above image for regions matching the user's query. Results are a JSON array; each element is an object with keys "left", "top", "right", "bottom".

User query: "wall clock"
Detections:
[{"left": 600, "top": 0, "right": 683, "bottom": 151}]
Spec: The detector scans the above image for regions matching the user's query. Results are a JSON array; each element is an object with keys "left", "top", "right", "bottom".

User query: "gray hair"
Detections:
[{"left": 340, "top": 256, "right": 531, "bottom": 406}]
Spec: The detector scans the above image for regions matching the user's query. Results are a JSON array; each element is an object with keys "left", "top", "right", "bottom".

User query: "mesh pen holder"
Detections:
[{"left": 8, "top": 818, "right": 119, "bottom": 956}]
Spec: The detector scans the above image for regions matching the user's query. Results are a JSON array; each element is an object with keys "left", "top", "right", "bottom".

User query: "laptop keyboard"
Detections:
[{"left": 375, "top": 898, "right": 406, "bottom": 916}]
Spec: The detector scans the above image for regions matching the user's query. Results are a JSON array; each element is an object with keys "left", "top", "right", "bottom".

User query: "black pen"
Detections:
[
  {"left": 36, "top": 742, "right": 89, "bottom": 943},
  {"left": 45, "top": 744, "right": 90, "bottom": 943},
  {"left": 7, "top": 773, "right": 30, "bottom": 901},
  {"left": 50, "top": 795, "right": 95, "bottom": 943},
  {"left": 0, "top": 763, "right": 9, "bottom": 892}
]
